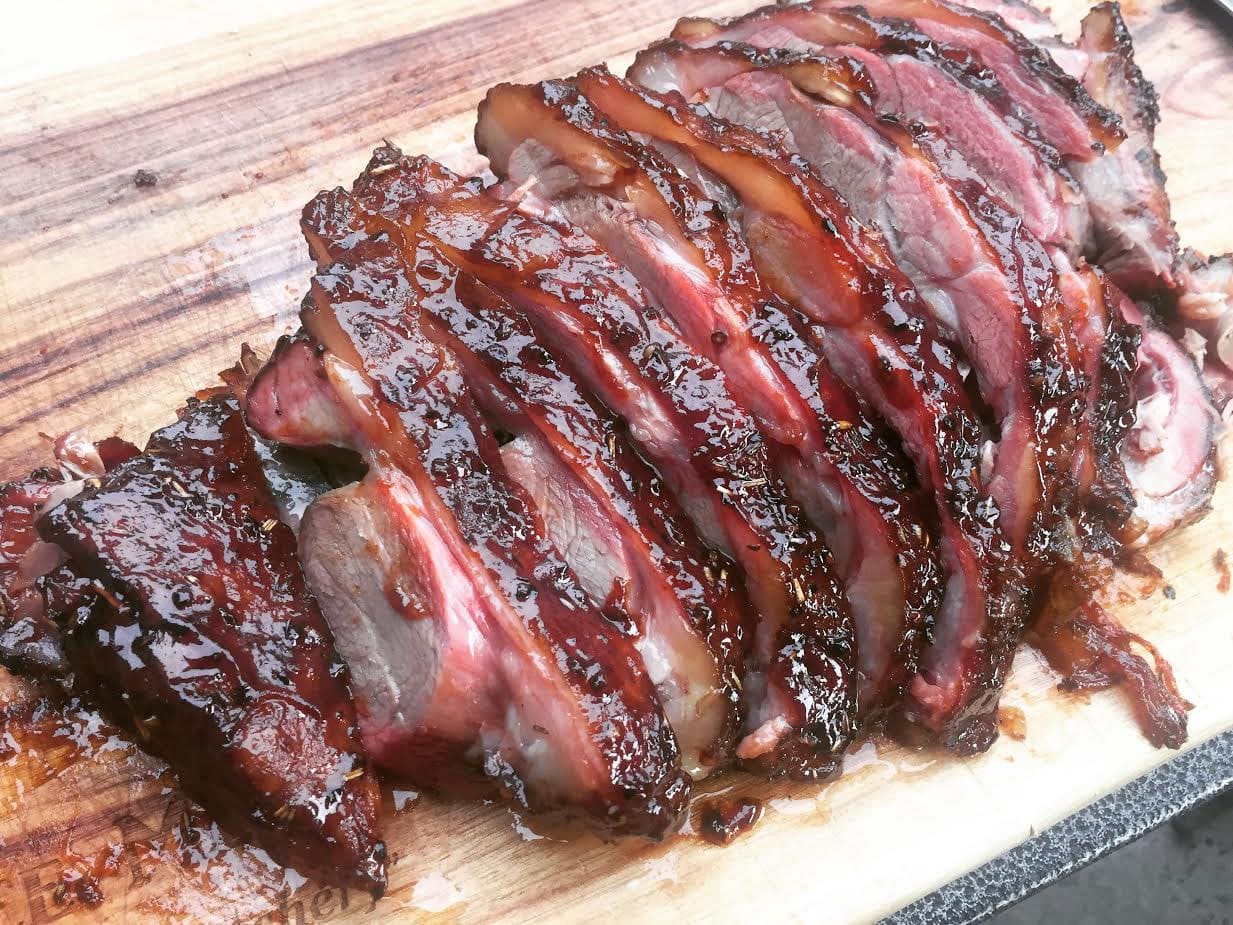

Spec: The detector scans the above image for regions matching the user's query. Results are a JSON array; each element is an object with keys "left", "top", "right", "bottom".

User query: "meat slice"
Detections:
[
  {"left": 300, "top": 184, "right": 747, "bottom": 779},
  {"left": 804, "top": 0, "right": 1123, "bottom": 160},
  {"left": 247, "top": 241, "right": 692, "bottom": 834},
  {"left": 631, "top": 41, "right": 1088, "bottom": 560},
  {"left": 340, "top": 150, "right": 859, "bottom": 777},
  {"left": 570, "top": 68, "right": 1028, "bottom": 752},
  {"left": 672, "top": 4, "right": 1090, "bottom": 254},
  {"left": 1117, "top": 297, "right": 1220, "bottom": 546},
  {"left": 38, "top": 395, "right": 387, "bottom": 893},
  {"left": 1071, "top": 2, "right": 1178, "bottom": 297},
  {"left": 475, "top": 80, "right": 942, "bottom": 720}
]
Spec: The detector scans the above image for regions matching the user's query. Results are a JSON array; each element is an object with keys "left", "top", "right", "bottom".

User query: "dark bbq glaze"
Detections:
[
  {"left": 630, "top": 41, "right": 1088, "bottom": 565},
  {"left": 301, "top": 182, "right": 748, "bottom": 778},
  {"left": 571, "top": 67, "right": 1027, "bottom": 753},
  {"left": 346, "top": 151, "right": 859, "bottom": 777},
  {"left": 0, "top": 439, "right": 142, "bottom": 680},
  {"left": 278, "top": 238, "right": 693, "bottom": 835},
  {"left": 475, "top": 79, "right": 943, "bottom": 720},
  {"left": 0, "top": 472, "right": 89, "bottom": 679},
  {"left": 672, "top": 4, "right": 1087, "bottom": 252},
  {"left": 38, "top": 396, "right": 387, "bottom": 894},
  {"left": 807, "top": 0, "right": 1123, "bottom": 158}
]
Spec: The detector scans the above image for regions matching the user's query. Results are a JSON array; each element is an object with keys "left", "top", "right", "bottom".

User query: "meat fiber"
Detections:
[{"left": 39, "top": 396, "right": 387, "bottom": 893}]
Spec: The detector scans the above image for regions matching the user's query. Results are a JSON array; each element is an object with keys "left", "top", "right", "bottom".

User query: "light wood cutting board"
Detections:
[{"left": 1, "top": 1, "right": 1231, "bottom": 922}]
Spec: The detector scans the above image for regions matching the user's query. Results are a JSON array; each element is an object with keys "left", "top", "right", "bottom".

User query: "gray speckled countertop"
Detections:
[{"left": 884, "top": 730, "right": 1233, "bottom": 924}]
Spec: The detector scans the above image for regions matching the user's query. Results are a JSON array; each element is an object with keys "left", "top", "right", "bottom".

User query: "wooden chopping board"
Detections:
[{"left": 1, "top": 1, "right": 1231, "bottom": 922}]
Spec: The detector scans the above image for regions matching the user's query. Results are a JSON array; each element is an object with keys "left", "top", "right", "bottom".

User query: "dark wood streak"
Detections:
[
  {"left": 0, "top": 315, "right": 274, "bottom": 480},
  {"left": 0, "top": 242, "right": 302, "bottom": 388},
  {"left": 0, "top": 0, "right": 746, "bottom": 478},
  {"left": 0, "top": 0, "right": 725, "bottom": 225}
]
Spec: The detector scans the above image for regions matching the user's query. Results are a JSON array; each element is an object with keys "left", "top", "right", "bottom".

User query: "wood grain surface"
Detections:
[{"left": 1, "top": 1, "right": 1231, "bottom": 922}]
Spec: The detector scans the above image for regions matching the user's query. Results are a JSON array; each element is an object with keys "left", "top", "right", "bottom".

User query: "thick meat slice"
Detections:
[
  {"left": 300, "top": 186, "right": 746, "bottom": 778},
  {"left": 571, "top": 68, "right": 1027, "bottom": 752},
  {"left": 805, "top": 0, "right": 1122, "bottom": 160},
  {"left": 247, "top": 243, "right": 691, "bottom": 834},
  {"left": 343, "top": 150, "right": 858, "bottom": 776},
  {"left": 1071, "top": 2, "right": 1178, "bottom": 296},
  {"left": 39, "top": 396, "right": 386, "bottom": 893},
  {"left": 672, "top": 5, "right": 1089, "bottom": 253},
  {"left": 632, "top": 42, "right": 1088, "bottom": 560},
  {"left": 476, "top": 80, "right": 942, "bottom": 719}
]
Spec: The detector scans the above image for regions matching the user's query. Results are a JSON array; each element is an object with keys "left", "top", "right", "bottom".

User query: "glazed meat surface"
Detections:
[
  {"left": 335, "top": 151, "right": 863, "bottom": 776},
  {"left": 475, "top": 80, "right": 943, "bottom": 721},
  {"left": 0, "top": 0, "right": 1225, "bottom": 896},
  {"left": 565, "top": 67, "right": 1033, "bottom": 751},
  {"left": 39, "top": 396, "right": 387, "bottom": 893},
  {"left": 247, "top": 237, "right": 692, "bottom": 833},
  {"left": 301, "top": 174, "right": 748, "bottom": 778}
]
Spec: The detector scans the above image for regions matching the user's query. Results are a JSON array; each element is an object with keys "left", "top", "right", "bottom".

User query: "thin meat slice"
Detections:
[
  {"left": 953, "top": 1, "right": 1187, "bottom": 302},
  {"left": 666, "top": 11, "right": 1143, "bottom": 543},
  {"left": 1071, "top": 2, "right": 1179, "bottom": 297},
  {"left": 572, "top": 68, "right": 1027, "bottom": 752},
  {"left": 247, "top": 242, "right": 692, "bottom": 835},
  {"left": 632, "top": 42, "right": 1087, "bottom": 561},
  {"left": 301, "top": 185, "right": 747, "bottom": 778},
  {"left": 805, "top": 0, "right": 1123, "bottom": 160},
  {"left": 672, "top": 4, "right": 1089, "bottom": 253},
  {"left": 39, "top": 396, "right": 387, "bottom": 893},
  {"left": 345, "top": 150, "right": 858, "bottom": 777},
  {"left": 475, "top": 80, "right": 942, "bottom": 719}
]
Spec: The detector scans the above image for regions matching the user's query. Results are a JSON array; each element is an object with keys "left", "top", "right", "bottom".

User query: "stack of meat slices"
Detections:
[{"left": 1, "top": 0, "right": 1227, "bottom": 890}]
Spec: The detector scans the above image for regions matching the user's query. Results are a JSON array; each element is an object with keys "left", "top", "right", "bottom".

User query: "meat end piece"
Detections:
[{"left": 39, "top": 396, "right": 387, "bottom": 894}]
